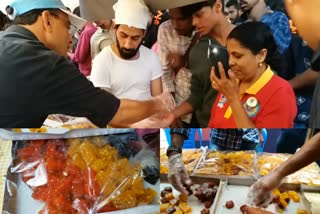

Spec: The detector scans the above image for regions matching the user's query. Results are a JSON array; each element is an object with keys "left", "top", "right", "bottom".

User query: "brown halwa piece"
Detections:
[
  {"left": 161, "top": 197, "right": 170, "bottom": 204},
  {"left": 225, "top": 200, "right": 235, "bottom": 209},
  {"left": 204, "top": 200, "right": 213, "bottom": 208},
  {"left": 161, "top": 190, "right": 170, "bottom": 198},
  {"left": 166, "top": 206, "right": 176, "bottom": 214},
  {"left": 164, "top": 187, "right": 173, "bottom": 192},
  {"left": 272, "top": 195, "right": 280, "bottom": 203},
  {"left": 183, "top": 182, "right": 194, "bottom": 195},
  {"left": 200, "top": 208, "right": 210, "bottom": 214},
  {"left": 178, "top": 193, "right": 188, "bottom": 202}
]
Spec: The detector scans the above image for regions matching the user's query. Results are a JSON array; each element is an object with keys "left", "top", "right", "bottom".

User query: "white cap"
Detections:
[
  {"left": 113, "top": 0, "right": 150, "bottom": 30},
  {"left": 60, "top": 8, "right": 86, "bottom": 30}
]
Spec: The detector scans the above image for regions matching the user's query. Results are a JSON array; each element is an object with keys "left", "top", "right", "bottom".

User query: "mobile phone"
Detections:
[
  {"left": 208, "top": 44, "right": 230, "bottom": 78},
  {"left": 311, "top": 48, "right": 320, "bottom": 71}
]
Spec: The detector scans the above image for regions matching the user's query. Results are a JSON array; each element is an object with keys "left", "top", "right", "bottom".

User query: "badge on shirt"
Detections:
[
  {"left": 244, "top": 97, "right": 260, "bottom": 117},
  {"left": 218, "top": 95, "right": 227, "bottom": 108}
]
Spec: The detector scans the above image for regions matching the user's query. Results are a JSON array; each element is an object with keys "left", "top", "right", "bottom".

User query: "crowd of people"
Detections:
[
  {"left": 0, "top": 0, "right": 319, "bottom": 129},
  {"left": 0, "top": 0, "right": 320, "bottom": 211}
]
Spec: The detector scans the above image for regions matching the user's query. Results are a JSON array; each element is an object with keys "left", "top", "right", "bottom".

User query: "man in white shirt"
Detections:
[{"left": 91, "top": 0, "right": 163, "bottom": 101}]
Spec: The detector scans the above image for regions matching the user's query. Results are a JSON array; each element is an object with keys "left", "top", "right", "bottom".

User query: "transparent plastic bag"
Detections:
[
  {"left": 257, "top": 152, "right": 320, "bottom": 185},
  {"left": 129, "top": 92, "right": 176, "bottom": 128},
  {"left": 257, "top": 152, "right": 291, "bottom": 176},
  {"left": 44, "top": 114, "right": 97, "bottom": 129},
  {"left": 3, "top": 136, "right": 158, "bottom": 214},
  {"left": 285, "top": 162, "right": 320, "bottom": 185},
  {"left": 160, "top": 147, "right": 206, "bottom": 174},
  {"left": 194, "top": 150, "right": 257, "bottom": 177}
]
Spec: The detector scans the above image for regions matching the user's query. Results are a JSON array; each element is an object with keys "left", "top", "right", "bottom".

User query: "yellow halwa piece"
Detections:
[
  {"left": 272, "top": 188, "right": 281, "bottom": 196},
  {"left": 288, "top": 191, "right": 300, "bottom": 202},
  {"left": 179, "top": 202, "right": 192, "bottom": 213},
  {"left": 173, "top": 208, "right": 183, "bottom": 214},
  {"left": 78, "top": 140, "right": 98, "bottom": 165},
  {"left": 112, "top": 193, "right": 137, "bottom": 209},
  {"left": 91, "top": 159, "right": 109, "bottom": 171},
  {"left": 280, "top": 192, "right": 290, "bottom": 201},
  {"left": 279, "top": 198, "right": 288, "bottom": 208},
  {"left": 67, "top": 139, "right": 81, "bottom": 156},
  {"left": 160, "top": 203, "right": 170, "bottom": 212},
  {"left": 296, "top": 208, "right": 309, "bottom": 214},
  {"left": 71, "top": 152, "right": 87, "bottom": 170}
]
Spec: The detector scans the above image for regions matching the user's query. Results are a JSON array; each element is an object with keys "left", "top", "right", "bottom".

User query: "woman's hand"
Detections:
[{"left": 210, "top": 62, "right": 239, "bottom": 103}]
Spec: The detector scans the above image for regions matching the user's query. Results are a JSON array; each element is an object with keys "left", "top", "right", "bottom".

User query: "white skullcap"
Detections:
[{"left": 113, "top": 0, "right": 150, "bottom": 30}]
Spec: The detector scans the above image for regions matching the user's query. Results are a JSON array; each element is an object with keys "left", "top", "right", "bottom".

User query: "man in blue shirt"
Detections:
[{"left": 240, "top": 0, "right": 291, "bottom": 54}]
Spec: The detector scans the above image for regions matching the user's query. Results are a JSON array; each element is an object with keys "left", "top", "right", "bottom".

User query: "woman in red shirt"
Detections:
[{"left": 208, "top": 22, "right": 296, "bottom": 128}]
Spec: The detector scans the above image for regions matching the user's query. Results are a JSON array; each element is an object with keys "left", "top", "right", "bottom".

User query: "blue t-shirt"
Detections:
[{"left": 284, "top": 34, "right": 314, "bottom": 126}]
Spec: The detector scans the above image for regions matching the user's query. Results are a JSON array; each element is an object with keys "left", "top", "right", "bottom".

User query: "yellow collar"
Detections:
[
  {"left": 244, "top": 66, "right": 274, "bottom": 95},
  {"left": 224, "top": 66, "right": 274, "bottom": 119}
]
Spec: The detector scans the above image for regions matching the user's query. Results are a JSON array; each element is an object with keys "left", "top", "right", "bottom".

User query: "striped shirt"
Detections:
[
  {"left": 158, "top": 20, "right": 196, "bottom": 123},
  {"left": 171, "top": 128, "right": 259, "bottom": 150}
]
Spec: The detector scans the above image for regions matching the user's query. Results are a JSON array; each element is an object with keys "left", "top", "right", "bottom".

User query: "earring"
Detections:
[{"left": 258, "top": 62, "right": 263, "bottom": 67}]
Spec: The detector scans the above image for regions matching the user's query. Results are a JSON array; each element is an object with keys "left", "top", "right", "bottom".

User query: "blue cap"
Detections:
[
  {"left": 8, "top": 0, "right": 86, "bottom": 29},
  {"left": 9, "top": 0, "right": 66, "bottom": 16}
]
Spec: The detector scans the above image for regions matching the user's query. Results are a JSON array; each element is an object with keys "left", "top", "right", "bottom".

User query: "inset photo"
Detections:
[
  {"left": 0, "top": 128, "right": 160, "bottom": 214},
  {"left": 160, "top": 128, "right": 319, "bottom": 214}
]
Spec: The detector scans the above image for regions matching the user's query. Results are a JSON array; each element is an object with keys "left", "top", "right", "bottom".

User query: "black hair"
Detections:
[
  {"left": 0, "top": 10, "right": 10, "bottom": 30},
  {"left": 228, "top": 22, "right": 285, "bottom": 73},
  {"left": 6, "top": 6, "right": 60, "bottom": 25},
  {"left": 264, "top": 0, "right": 286, "bottom": 14},
  {"left": 179, "top": 4, "right": 198, "bottom": 18},
  {"left": 190, "top": 0, "right": 225, "bottom": 14},
  {"left": 72, "top": 6, "right": 81, "bottom": 17},
  {"left": 226, "top": 0, "right": 240, "bottom": 10}
]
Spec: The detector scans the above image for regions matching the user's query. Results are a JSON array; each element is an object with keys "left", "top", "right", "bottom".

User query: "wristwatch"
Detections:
[{"left": 166, "top": 146, "right": 182, "bottom": 157}]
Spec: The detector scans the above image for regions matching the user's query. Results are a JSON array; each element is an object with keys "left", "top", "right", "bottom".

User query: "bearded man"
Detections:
[{"left": 91, "top": 0, "right": 163, "bottom": 101}]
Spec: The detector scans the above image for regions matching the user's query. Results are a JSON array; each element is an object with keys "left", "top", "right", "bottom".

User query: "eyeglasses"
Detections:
[{"left": 68, "top": 23, "right": 78, "bottom": 36}]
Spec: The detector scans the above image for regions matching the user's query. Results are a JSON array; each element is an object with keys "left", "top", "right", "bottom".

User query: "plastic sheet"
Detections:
[
  {"left": 3, "top": 136, "right": 158, "bottom": 214},
  {"left": 43, "top": 114, "right": 97, "bottom": 129},
  {"left": 258, "top": 153, "right": 320, "bottom": 186},
  {"left": 285, "top": 163, "right": 320, "bottom": 186},
  {"left": 160, "top": 148, "right": 205, "bottom": 174},
  {"left": 194, "top": 150, "right": 257, "bottom": 177},
  {"left": 257, "top": 153, "right": 291, "bottom": 176}
]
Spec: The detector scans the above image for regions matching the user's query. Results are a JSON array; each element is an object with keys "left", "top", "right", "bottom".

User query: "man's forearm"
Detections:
[
  {"left": 289, "top": 68, "right": 319, "bottom": 90},
  {"left": 273, "top": 132, "right": 320, "bottom": 179},
  {"left": 173, "top": 101, "right": 193, "bottom": 119},
  {"left": 171, "top": 133, "right": 186, "bottom": 148},
  {"left": 109, "top": 99, "right": 160, "bottom": 127},
  {"left": 167, "top": 130, "right": 187, "bottom": 157}
]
